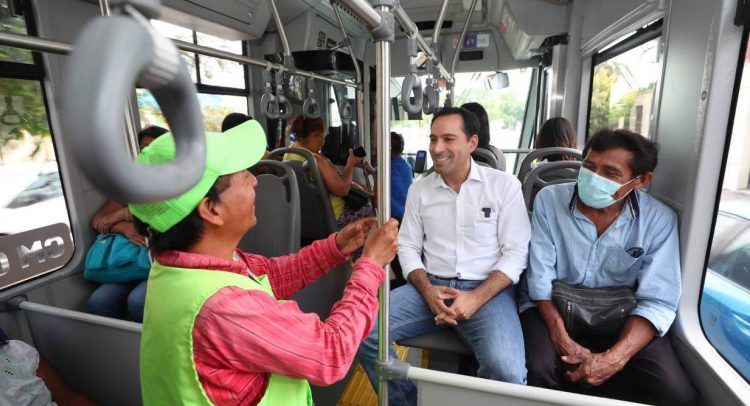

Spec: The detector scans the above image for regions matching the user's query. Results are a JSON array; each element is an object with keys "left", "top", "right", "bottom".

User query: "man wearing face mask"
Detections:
[{"left": 519, "top": 129, "right": 697, "bottom": 405}]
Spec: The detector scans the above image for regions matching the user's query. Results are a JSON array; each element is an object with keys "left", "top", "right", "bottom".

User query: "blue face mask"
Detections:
[{"left": 577, "top": 167, "right": 637, "bottom": 209}]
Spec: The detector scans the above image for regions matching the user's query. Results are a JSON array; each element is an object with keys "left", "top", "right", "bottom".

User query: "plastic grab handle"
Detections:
[
  {"left": 303, "top": 97, "right": 320, "bottom": 119},
  {"left": 277, "top": 93, "right": 293, "bottom": 120},
  {"left": 423, "top": 81, "right": 439, "bottom": 115},
  {"left": 261, "top": 90, "right": 280, "bottom": 120},
  {"left": 339, "top": 99, "right": 353, "bottom": 120},
  {"left": 63, "top": 16, "right": 205, "bottom": 203},
  {"left": 401, "top": 73, "right": 423, "bottom": 116}
]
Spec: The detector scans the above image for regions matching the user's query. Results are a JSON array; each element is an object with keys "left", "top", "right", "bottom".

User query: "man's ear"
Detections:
[
  {"left": 469, "top": 134, "right": 479, "bottom": 151},
  {"left": 635, "top": 172, "right": 654, "bottom": 189},
  {"left": 196, "top": 197, "right": 224, "bottom": 227}
]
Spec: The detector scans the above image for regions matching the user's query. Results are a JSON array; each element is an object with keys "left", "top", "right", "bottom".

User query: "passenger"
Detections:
[
  {"left": 130, "top": 120, "right": 399, "bottom": 405},
  {"left": 363, "top": 131, "right": 413, "bottom": 289},
  {"left": 221, "top": 112, "right": 270, "bottom": 159},
  {"left": 357, "top": 107, "right": 531, "bottom": 405},
  {"left": 0, "top": 327, "right": 95, "bottom": 406},
  {"left": 87, "top": 126, "right": 167, "bottom": 322},
  {"left": 283, "top": 115, "right": 373, "bottom": 229},
  {"left": 533, "top": 117, "right": 578, "bottom": 162},
  {"left": 519, "top": 129, "right": 698, "bottom": 405},
  {"left": 461, "top": 102, "right": 506, "bottom": 171}
]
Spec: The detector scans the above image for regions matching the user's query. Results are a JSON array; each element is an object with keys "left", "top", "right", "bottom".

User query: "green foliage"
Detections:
[
  {"left": 589, "top": 63, "right": 618, "bottom": 136},
  {"left": 0, "top": 79, "right": 51, "bottom": 141}
]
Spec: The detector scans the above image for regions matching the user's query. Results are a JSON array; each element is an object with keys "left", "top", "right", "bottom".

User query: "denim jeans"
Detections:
[
  {"left": 88, "top": 280, "right": 148, "bottom": 322},
  {"left": 356, "top": 277, "right": 527, "bottom": 406}
]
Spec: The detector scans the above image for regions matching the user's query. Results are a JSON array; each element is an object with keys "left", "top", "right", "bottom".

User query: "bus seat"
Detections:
[
  {"left": 239, "top": 160, "right": 301, "bottom": 257},
  {"left": 472, "top": 148, "right": 500, "bottom": 170},
  {"left": 352, "top": 166, "right": 371, "bottom": 189},
  {"left": 397, "top": 329, "right": 472, "bottom": 355},
  {"left": 268, "top": 148, "right": 336, "bottom": 246},
  {"left": 517, "top": 147, "right": 583, "bottom": 183},
  {"left": 488, "top": 145, "right": 507, "bottom": 171},
  {"left": 523, "top": 161, "right": 581, "bottom": 212},
  {"left": 6, "top": 298, "right": 142, "bottom": 406}
]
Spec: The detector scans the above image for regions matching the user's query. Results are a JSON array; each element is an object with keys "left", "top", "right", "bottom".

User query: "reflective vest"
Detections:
[{"left": 140, "top": 261, "right": 312, "bottom": 405}]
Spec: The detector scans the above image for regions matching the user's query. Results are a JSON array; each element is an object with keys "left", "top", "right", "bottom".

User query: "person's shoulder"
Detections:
[
  {"left": 536, "top": 182, "right": 575, "bottom": 205},
  {"left": 637, "top": 190, "right": 678, "bottom": 225}
]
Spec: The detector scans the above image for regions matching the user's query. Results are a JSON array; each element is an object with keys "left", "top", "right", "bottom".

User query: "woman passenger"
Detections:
[
  {"left": 283, "top": 115, "right": 372, "bottom": 229},
  {"left": 461, "top": 102, "right": 506, "bottom": 170},
  {"left": 534, "top": 117, "right": 578, "bottom": 161}
]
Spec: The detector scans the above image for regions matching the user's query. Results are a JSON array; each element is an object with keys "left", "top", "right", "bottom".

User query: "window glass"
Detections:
[
  {"left": 0, "top": 0, "right": 33, "bottom": 64},
  {"left": 196, "top": 32, "right": 245, "bottom": 89},
  {"left": 136, "top": 89, "right": 248, "bottom": 132},
  {"left": 391, "top": 69, "right": 533, "bottom": 169},
  {"left": 589, "top": 36, "right": 661, "bottom": 138},
  {"left": 699, "top": 40, "right": 750, "bottom": 382},
  {"left": 0, "top": 78, "right": 69, "bottom": 236}
]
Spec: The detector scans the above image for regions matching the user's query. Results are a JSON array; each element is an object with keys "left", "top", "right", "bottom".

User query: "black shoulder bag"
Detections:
[{"left": 551, "top": 279, "right": 637, "bottom": 338}]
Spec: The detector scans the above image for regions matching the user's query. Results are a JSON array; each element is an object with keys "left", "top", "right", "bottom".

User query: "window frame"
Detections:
[{"left": 585, "top": 19, "right": 663, "bottom": 140}]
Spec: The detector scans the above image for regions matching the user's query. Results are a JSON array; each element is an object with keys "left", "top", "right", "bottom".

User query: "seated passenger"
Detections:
[
  {"left": 533, "top": 117, "right": 578, "bottom": 163},
  {"left": 0, "top": 327, "right": 95, "bottom": 406},
  {"left": 130, "top": 120, "right": 398, "bottom": 405},
  {"left": 461, "top": 102, "right": 506, "bottom": 171},
  {"left": 519, "top": 129, "right": 698, "bottom": 405},
  {"left": 87, "top": 126, "right": 167, "bottom": 322},
  {"left": 283, "top": 115, "right": 373, "bottom": 229},
  {"left": 357, "top": 107, "right": 531, "bottom": 405},
  {"left": 221, "top": 112, "right": 270, "bottom": 159}
]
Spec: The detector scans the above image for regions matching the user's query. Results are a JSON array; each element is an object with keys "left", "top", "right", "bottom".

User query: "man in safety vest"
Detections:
[{"left": 129, "top": 120, "right": 398, "bottom": 405}]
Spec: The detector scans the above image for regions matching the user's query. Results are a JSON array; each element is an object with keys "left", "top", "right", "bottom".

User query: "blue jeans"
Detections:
[
  {"left": 356, "top": 277, "right": 527, "bottom": 406},
  {"left": 88, "top": 280, "right": 148, "bottom": 322}
]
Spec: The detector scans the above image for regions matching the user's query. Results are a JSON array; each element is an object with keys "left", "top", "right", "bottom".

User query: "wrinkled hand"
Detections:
[
  {"left": 346, "top": 149, "right": 365, "bottom": 168},
  {"left": 435, "top": 290, "right": 485, "bottom": 325},
  {"left": 336, "top": 217, "right": 377, "bottom": 256},
  {"left": 563, "top": 352, "right": 626, "bottom": 387},
  {"left": 119, "top": 223, "right": 146, "bottom": 246},
  {"left": 551, "top": 329, "right": 592, "bottom": 362},
  {"left": 361, "top": 219, "right": 399, "bottom": 267}
]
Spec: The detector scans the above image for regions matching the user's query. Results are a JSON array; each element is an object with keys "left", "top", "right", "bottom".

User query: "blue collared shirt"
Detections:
[{"left": 519, "top": 183, "right": 681, "bottom": 336}]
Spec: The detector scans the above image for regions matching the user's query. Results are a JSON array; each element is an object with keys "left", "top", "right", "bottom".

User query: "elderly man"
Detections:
[
  {"left": 357, "top": 107, "right": 530, "bottom": 405},
  {"left": 520, "top": 129, "right": 697, "bottom": 405}
]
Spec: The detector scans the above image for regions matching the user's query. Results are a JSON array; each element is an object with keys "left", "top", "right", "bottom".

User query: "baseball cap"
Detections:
[{"left": 129, "top": 119, "right": 266, "bottom": 233}]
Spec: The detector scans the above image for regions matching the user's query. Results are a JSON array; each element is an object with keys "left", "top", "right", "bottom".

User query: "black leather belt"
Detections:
[{"left": 427, "top": 273, "right": 460, "bottom": 281}]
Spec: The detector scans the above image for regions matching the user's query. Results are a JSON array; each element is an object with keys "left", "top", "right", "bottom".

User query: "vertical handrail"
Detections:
[
  {"left": 392, "top": 5, "right": 452, "bottom": 80},
  {"left": 331, "top": 1, "right": 365, "bottom": 145},
  {"left": 448, "top": 0, "right": 479, "bottom": 106},
  {"left": 268, "top": 0, "right": 291, "bottom": 58},
  {"left": 432, "top": 0, "right": 450, "bottom": 45}
]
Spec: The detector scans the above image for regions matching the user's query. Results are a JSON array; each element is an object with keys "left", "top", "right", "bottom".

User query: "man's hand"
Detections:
[
  {"left": 361, "top": 219, "right": 399, "bottom": 266},
  {"left": 422, "top": 285, "right": 459, "bottom": 322},
  {"left": 563, "top": 351, "right": 626, "bottom": 387},
  {"left": 435, "top": 290, "right": 485, "bottom": 325},
  {"left": 336, "top": 217, "right": 378, "bottom": 256},
  {"left": 550, "top": 328, "right": 592, "bottom": 360}
]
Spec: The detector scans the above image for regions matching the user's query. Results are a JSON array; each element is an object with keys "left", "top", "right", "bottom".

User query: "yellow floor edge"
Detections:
[{"left": 337, "top": 345, "right": 410, "bottom": 406}]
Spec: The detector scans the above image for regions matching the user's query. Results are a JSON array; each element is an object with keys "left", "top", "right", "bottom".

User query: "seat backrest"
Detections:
[
  {"left": 268, "top": 148, "right": 336, "bottom": 245},
  {"left": 523, "top": 161, "right": 581, "bottom": 212},
  {"left": 238, "top": 160, "right": 301, "bottom": 256},
  {"left": 488, "top": 145, "right": 507, "bottom": 171},
  {"left": 471, "top": 148, "right": 499, "bottom": 170},
  {"left": 517, "top": 147, "right": 582, "bottom": 182}
]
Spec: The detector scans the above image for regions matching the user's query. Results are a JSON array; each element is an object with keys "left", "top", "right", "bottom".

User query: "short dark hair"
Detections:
[
  {"left": 460, "top": 103, "right": 490, "bottom": 149},
  {"left": 138, "top": 126, "right": 168, "bottom": 144},
  {"left": 221, "top": 113, "right": 253, "bottom": 132},
  {"left": 135, "top": 175, "right": 232, "bottom": 256},
  {"left": 287, "top": 115, "right": 325, "bottom": 140},
  {"left": 391, "top": 131, "right": 404, "bottom": 156},
  {"left": 583, "top": 129, "right": 659, "bottom": 177},
  {"left": 431, "top": 107, "right": 480, "bottom": 140}
]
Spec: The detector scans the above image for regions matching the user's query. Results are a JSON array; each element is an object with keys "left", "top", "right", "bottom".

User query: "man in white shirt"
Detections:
[{"left": 357, "top": 107, "right": 531, "bottom": 405}]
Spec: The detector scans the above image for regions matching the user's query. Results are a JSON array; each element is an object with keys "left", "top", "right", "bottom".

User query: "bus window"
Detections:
[
  {"left": 0, "top": 0, "right": 73, "bottom": 287},
  {"left": 587, "top": 20, "right": 663, "bottom": 139},
  {"left": 391, "top": 69, "right": 533, "bottom": 169},
  {"left": 136, "top": 20, "right": 249, "bottom": 131},
  {"left": 700, "top": 36, "right": 750, "bottom": 382}
]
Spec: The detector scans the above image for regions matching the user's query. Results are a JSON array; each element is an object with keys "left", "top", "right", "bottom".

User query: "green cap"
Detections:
[{"left": 129, "top": 120, "right": 266, "bottom": 233}]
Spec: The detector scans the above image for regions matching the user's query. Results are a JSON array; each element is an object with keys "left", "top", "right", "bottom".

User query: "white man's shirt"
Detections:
[{"left": 398, "top": 160, "right": 530, "bottom": 282}]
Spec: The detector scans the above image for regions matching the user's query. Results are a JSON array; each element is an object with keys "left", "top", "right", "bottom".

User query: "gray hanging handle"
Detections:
[
  {"left": 339, "top": 99, "right": 353, "bottom": 120},
  {"left": 303, "top": 76, "right": 320, "bottom": 119},
  {"left": 261, "top": 67, "right": 280, "bottom": 120},
  {"left": 63, "top": 6, "right": 205, "bottom": 203},
  {"left": 423, "top": 77, "right": 439, "bottom": 115},
  {"left": 401, "top": 38, "right": 423, "bottom": 116}
]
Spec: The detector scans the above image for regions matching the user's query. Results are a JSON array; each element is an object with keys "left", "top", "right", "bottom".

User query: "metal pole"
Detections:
[
  {"left": 331, "top": 1, "right": 365, "bottom": 146},
  {"left": 267, "top": 0, "right": 291, "bottom": 57},
  {"left": 336, "top": 0, "right": 382, "bottom": 29},
  {"left": 448, "top": 0, "right": 479, "bottom": 105},
  {"left": 375, "top": 32, "right": 392, "bottom": 406},
  {"left": 0, "top": 31, "right": 70, "bottom": 54},
  {"left": 98, "top": 0, "right": 111, "bottom": 16},
  {"left": 432, "top": 0, "right": 450, "bottom": 45},
  {"left": 392, "top": 5, "right": 452, "bottom": 81}
]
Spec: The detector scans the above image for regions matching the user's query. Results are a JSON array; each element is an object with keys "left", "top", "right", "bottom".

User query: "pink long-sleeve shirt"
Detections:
[{"left": 155, "top": 234, "right": 384, "bottom": 405}]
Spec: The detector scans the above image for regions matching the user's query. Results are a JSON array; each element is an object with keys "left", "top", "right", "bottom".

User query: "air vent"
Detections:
[
  {"left": 459, "top": 50, "right": 483, "bottom": 61},
  {"left": 415, "top": 20, "right": 453, "bottom": 31}
]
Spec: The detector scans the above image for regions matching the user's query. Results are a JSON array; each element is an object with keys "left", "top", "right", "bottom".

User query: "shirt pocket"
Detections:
[
  {"left": 602, "top": 246, "right": 641, "bottom": 285},
  {"left": 474, "top": 211, "right": 499, "bottom": 241}
]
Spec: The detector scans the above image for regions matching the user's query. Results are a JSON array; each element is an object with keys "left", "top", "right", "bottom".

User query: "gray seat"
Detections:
[
  {"left": 523, "top": 160, "right": 581, "bottom": 212},
  {"left": 268, "top": 148, "right": 336, "bottom": 246},
  {"left": 471, "top": 148, "right": 499, "bottom": 170},
  {"left": 517, "top": 147, "right": 583, "bottom": 183},
  {"left": 239, "top": 160, "right": 300, "bottom": 256},
  {"left": 397, "top": 329, "right": 472, "bottom": 355},
  {"left": 488, "top": 145, "right": 507, "bottom": 171}
]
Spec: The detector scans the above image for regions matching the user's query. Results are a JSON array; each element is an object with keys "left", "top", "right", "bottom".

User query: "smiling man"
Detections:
[
  {"left": 519, "top": 129, "right": 697, "bottom": 405},
  {"left": 357, "top": 107, "right": 531, "bottom": 405}
]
